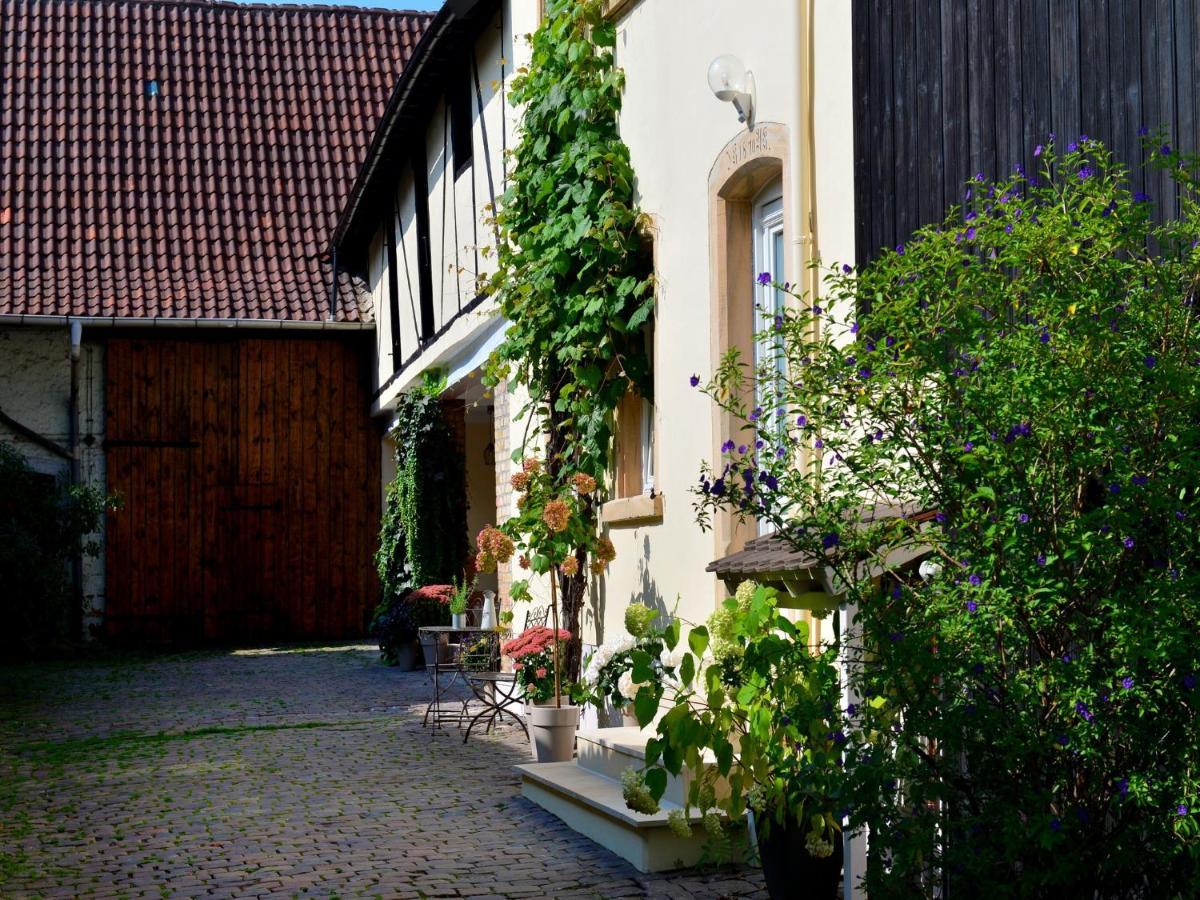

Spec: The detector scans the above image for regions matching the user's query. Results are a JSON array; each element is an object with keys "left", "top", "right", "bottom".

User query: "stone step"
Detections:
[
  {"left": 515, "top": 760, "right": 743, "bottom": 873},
  {"left": 576, "top": 726, "right": 724, "bottom": 808}
]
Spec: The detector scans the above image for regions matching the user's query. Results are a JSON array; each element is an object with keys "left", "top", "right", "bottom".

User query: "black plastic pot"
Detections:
[{"left": 757, "top": 817, "right": 844, "bottom": 899}]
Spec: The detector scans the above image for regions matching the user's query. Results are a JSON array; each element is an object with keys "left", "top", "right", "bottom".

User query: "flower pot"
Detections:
[
  {"left": 418, "top": 635, "right": 442, "bottom": 666},
  {"left": 394, "top": 639, "right": 423, "bottom": 672},
  {"left": 757, "top": 816, "right": 843, "bottom": 900},
  {"left": 526, "top": 702, "right": 580, "bottom": 763},
  {"left": 451, "top": 612, "right": 467, "bottom": 629}
]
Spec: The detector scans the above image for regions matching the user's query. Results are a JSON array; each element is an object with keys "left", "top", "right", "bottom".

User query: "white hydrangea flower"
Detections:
[{"left": 617, "top": 669, "right": 643, "bottom": 701}]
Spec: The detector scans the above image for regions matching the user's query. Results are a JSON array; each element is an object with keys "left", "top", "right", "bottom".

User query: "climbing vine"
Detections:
[
  {"left": 485, "top": 0, "right": 654, "bottom": 678},
  {"left": 376, "top": 382, "right": 468, "bottom": 598}
]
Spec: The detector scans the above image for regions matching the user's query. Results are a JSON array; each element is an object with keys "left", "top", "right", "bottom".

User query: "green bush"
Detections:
[
  {"left": 376, "top": 385, "right": 467, "bottom": 598},
  {"left": 0, "top": 442, "right": 108, "bottom": 653},
  {"left": 694, "top": 137, "right": 1200, "bottom": 896}
]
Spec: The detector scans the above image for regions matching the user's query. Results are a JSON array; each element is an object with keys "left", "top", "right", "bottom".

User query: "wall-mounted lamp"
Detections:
[{"left": 708, "top": 54, "right": 755, "bottom": 128}]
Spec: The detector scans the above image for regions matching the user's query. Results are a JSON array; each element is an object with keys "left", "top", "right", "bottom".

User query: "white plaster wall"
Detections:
[
  {"left": 0, "top": 326, "right": 107, "bottom": 635},
  {"left": 585, "top": 0, "right": 857, "bottom": 646}
]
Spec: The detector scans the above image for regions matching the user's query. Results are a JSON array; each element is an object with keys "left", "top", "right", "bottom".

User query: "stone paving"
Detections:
[{"left": 0, "top": 644, "right": 766, "bottom": 899}]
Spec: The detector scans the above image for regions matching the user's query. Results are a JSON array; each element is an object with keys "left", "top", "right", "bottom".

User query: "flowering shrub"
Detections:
[
  {"left": 480, "top": 454, "right": 617, "bottom": 689},
  {"left": 694, "top": 137, "right": 1200, "bottom": 895},
  {"left": 624, "top": 585, "right": 842, "bottom": 859},
  {"left": 502, "top": 625, "right": 571, "bottom": 704},
  {"left": 370, "top": 582, "right": 452, "bottom": 665},
  {"left": 583, "top": 607, "right": 683, "bottom": 722}
]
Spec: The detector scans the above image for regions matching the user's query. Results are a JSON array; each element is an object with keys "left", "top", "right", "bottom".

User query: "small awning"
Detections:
[{"left": 706, "top": 504, "right": 938, "bottom": 590}]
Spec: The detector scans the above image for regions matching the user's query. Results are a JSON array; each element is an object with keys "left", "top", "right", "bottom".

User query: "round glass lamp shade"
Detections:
[{"left": 708, "top": 54, "right": 747, "bottom": 102}]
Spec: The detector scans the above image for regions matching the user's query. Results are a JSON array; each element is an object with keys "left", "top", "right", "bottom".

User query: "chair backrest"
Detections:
[{"left": 523, "top": 605, "right": 550, "bottom": 630}]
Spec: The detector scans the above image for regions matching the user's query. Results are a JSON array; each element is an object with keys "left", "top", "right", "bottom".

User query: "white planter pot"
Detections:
[
  {"left": 526, "top": 703, "right": 580, "bottom": 763},
  {"left": 480, "top": 591, "right": 497, "bottom": 629}
]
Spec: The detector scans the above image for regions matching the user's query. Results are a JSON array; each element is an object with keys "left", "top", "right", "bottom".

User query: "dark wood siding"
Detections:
[
  {"left": 104, "top": 335, "right": 381, "bottom": 644},
  {"left": 853, "top": 0, "right": 1200, "bottom": 264}
]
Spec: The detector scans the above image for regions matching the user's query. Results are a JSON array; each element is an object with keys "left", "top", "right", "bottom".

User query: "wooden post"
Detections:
[{"left": 551, "top": 568, "right": 562, "bottom": 707}]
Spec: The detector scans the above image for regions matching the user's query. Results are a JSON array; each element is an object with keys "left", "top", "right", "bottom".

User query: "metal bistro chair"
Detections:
[
  {"left": 524, "top": 604, "right": 550, "bottom": 629},
  {"left": 460, "top": 632, "right": 527, "bottom": 743}
]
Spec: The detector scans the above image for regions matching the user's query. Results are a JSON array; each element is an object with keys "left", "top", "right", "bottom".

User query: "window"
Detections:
[
  {"left": 450, "top": 57, "right": 474, "bottom": 179},
  {"left": 614, "top": 318, "right": 655, "bottom": 499},
  {"left": 752, "top": 180, "right": 786, "bottom": 432}
]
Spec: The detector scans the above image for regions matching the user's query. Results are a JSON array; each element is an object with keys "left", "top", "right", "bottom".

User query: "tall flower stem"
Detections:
[{"left": 551, "top": 568, "right": 562, "bottom": 708}]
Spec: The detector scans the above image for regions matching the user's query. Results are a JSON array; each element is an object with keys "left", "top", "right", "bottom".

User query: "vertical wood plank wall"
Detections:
[
  {"left": 852, "top": 0, "right": 1200, "bottom": 265},
  {"left": 104, "top": 336, "right": 381, "bottom": 644}
]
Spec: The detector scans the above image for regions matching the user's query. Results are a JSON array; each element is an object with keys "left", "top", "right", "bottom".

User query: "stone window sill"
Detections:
[{"left": 600, "top": 492, "right": 664, "bottom": 526}]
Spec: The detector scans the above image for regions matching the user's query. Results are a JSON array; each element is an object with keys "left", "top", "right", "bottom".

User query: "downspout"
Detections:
[
  {"left": 794, "top": 0, "right": 820, "bottom": 474},
  {"left": 68, "top": 319, "right": 84, "bottom": 642}
]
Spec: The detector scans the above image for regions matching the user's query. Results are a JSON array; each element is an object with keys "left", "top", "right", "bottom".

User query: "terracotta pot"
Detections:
[
  {"left": 526, "top": 703, "right": 580, "bottom": 762},
  {"left": 757, "top": 815, "right": 843, "bottom": 900}
]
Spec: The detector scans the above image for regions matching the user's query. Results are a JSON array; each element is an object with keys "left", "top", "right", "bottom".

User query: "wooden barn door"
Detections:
[{"left": 104, "top": 336, "right": 380, "bottom": 644}]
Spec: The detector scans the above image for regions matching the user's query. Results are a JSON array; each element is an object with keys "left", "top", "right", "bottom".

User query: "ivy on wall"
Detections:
[
  {"left": 376, "top": 385, "right": 468, "bottom": 598},
  {"left": 486, "top": 0, "right": 654, "bottom": 678}
]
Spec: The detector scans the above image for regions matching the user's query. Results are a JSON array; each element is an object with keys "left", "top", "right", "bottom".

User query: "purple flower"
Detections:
[
  {"left": 811, "top": 305, "right": 823, "bottom": 315},
  {"left": 968, "top": 573, "right": 982, "bottom": 587},
  {"left": 1075, "top": 701, "right": 1094, "bottom": 722},
  {"left": 1178, "top": 805, "right": 1189, "bottom": 816},
  {"left": 749, "top": 407, "right": 762, "bottom": 422},
  {"left": 935, "top": 512, "right": 946, "bottom": 524},
  {"left": 1018, "top": 513, "right": 1030, "bottom": 524},
  {"left": 1034, "top": 144, "right": 1044, "bottom": 158},
  {"left": 737, "top": 444, "right": 747, "bottom": 455},
  {"left": 1161, "top": 144, "right": 1173, "bottom": 156},
  {"left": 846, "top": 703, "right": 858, "bottom": 716},
  {"left": 895, "top": 244, "right": 906, "bottom": 255},
  {"left": 757, "top": 271, "right": 772, "bottom": 286},
  {"left": 964, "top": 441, "right": 974, "bottom": 452},
  {"left": 796, "top": 414, "right": 807, "bottom": 427},
  {"left": 965, "top": 226, "right": 977, "bottom": 241},
  {"left": 1067, "top": 141, "right": 1079, "bottom": 153},
  {"left": 1057, "top": 735, "right": 1069, "bottom": 746},
  {"left": 822, "top": 532, "right": 841, "bottom": 549},
  {"left": 1145, "top": 355, "right": 1158, "bottom": 369},
  {"left": 859, "top": 368, "right": 873, "bottom": 380},
  {"left": 1122, "top": 676, "right": 1134, "bottom": 690},
  {"left": 689, "top": 374, "right": 700, "bottom": 387},
  {"left": 850, "top": 321, "right": 860, "bottom": 334},
  {"left": 1177, "top": 510, "right": 1188, "bottom": 520},
  {"left": 1040, "top": 328, "right": 1051, "bottom": 344},
  {"left": 814, "top": 438, "right": 824, "bottom": 449},
  {"left": 1183, "top": 674, "right": 1197, "bottom": 690},
  {"left": 1077, "top": 166, "right": 1093, "bottom": 180},
  {"left": 833, "top": 731, "right": 847, "bottom": 744},
  {"left": 710, "top": 478, "right": 725, "bottom": 496},
  {"left": 774, "top": 315, "right": 784, "bottom": 331},
  {"left": 1134, "top": 191, "right": 1151, "bottom": 203},
  {"left": 1132, "top": 474, "right": 1149, "bottom": 486},
  {"left": 1037, "top": 553, "right": 1047, "bottom": 566},
  {"left": 1108, "top": 483, "right": 1121, "bottom": 494},
  {"left": 721, "top": 440, "right": 735, "bottom": 452},
  {"left": 1123, "top": 536, "right": 1135, "bottom": 549},
  {"left": 1117, "top": 777, "right": 1130, "bottom": 797},
  {"left": 842, "top": 263, "right": 852, "bottom": 275},
  {"left": 966, "top": 600, "right": 978, "bottom": 614}
]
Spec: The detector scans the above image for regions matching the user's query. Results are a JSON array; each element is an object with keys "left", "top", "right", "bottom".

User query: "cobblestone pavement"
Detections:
[{"left": 0, "top": 644, "right": 766, "bottom": 899}]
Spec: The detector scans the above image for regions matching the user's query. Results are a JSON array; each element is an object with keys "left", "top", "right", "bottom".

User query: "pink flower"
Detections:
[{"left": 536, "top": 667, "right": 548, "bottom": 678}]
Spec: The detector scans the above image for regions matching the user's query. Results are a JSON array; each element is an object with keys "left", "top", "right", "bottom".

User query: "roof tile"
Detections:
[{"left": 1, "top": 0, "right": 430, "bottom": 322}]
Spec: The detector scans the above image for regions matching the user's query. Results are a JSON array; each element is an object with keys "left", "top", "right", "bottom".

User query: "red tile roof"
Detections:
[{"left": 0, "top": 0, "right": 431, "bottom": 322}]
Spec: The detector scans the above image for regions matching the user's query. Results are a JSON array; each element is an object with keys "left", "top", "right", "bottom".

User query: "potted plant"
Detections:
[
  {"left": 623, "top": 582, "right": 844, "bottom": 899},
  {"left": 449, "top": 576, "right": 473, "bottom": 629},
  {"left": 406, "top": 584, "right": 452, "bottom": 665},
  {"left": 502, "top": 624, "right": 573, "bottom": 760},
  {"left": 583, "top": 604, "right": 681, "bottom": 727},
  {"left": 477, "top": 459, "right": 615, "bottom": 761},
  {"left": 370, "top": 593, "right": 422, "bottom": 670}
]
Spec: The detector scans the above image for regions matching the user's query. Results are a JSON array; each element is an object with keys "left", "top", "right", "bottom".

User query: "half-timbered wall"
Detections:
[
  {"left": 370, "top": 6, "right": 514, "bottom": 397},
  {"left": 852, "top": 0, "right": 1200, "bottom": 264},
  {"left": 103, "top": 335, "right": 380, "bottom": 644}
]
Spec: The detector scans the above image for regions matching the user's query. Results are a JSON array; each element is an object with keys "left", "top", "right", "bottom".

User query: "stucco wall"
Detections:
[
  {"left": 585, "top": 0, "right": 857, "bottom": 646},
  {"left": 0, "top": 326, "right": 107, "bottom": 635}
]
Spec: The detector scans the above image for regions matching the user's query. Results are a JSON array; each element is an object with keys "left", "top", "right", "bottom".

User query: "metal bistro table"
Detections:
[{"left": 418, "top": 626, "right": 519, "bottom": 737}]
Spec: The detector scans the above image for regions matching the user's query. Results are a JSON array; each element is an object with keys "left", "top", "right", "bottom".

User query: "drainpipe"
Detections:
[{"left": 68, "top": 319, "right": 84, "bottom": 642}]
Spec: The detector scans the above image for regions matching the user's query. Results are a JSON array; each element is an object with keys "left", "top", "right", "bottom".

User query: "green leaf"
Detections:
[
  {"left": 688, "top": 625, "right": 709, "bottom": 659},
  {"left": 634, "top": 688, "right": 657, "bottom": 727},
  {"left": 645, "top": 767, "right": 667, "bottom": 802}
]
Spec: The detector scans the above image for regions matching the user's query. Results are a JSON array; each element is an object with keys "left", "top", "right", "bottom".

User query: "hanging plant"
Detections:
[{"left": 485, "top": 0, "right": 654, "bottom": 678}]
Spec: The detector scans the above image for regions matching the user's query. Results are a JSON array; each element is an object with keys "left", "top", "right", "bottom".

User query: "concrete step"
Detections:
[
  {"left": 576, "top": 726, "right": 688, "bottom": 807},
  {"left": 516, "top": 760, "right": 743, "bottom": 873}
]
